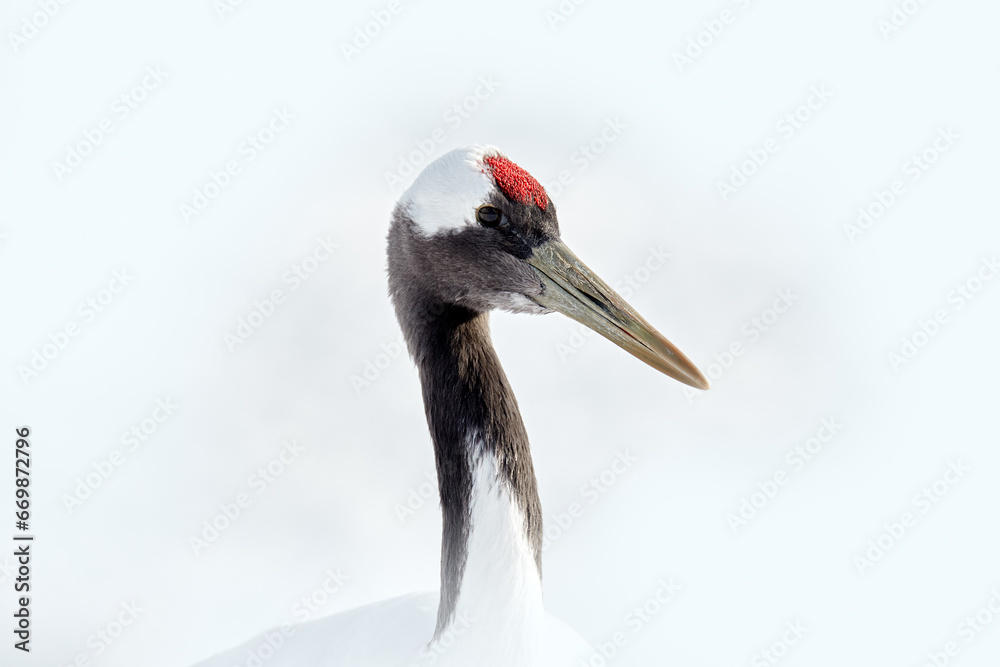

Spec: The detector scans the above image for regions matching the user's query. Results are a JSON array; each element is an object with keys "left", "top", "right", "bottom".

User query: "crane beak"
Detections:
[{"left": 527, "top": 240, "right": 709, "bottom": 390}]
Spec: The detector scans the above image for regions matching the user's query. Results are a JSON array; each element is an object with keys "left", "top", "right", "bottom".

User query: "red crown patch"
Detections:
[{"left": 484, "top": 155, "right": 548, "bottom": 211}]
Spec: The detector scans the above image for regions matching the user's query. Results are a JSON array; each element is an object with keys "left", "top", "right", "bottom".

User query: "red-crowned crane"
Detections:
[{"left": 195, "top": 145, "right": 708, "bottom": 667}]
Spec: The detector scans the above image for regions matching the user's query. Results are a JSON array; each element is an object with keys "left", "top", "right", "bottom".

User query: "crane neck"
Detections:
[{"left": 407, "top": 303, "right": 544, "bottom": 650}]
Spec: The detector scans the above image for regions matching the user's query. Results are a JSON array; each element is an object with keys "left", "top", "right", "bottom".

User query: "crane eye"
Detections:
[{"left": 476, "top": 205, "right": 502, "bottom": 227}]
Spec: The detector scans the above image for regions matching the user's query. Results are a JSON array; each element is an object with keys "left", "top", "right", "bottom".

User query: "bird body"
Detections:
[
  {"left": 194, "top": 146, "right": 706, "bottom": 667},
  {"left": 193, "top": 591, "right": 590, "bottom": 667}
]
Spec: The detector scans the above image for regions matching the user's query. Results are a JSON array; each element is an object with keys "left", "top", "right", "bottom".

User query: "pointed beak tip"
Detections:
[
  {"left": 528, "top": 239, "right": 711, "bottom": 393},
  {"left": 671, "top": 365, "right": 709, "bottom": 391},
  {"left": 690, "top": 375, "right": 710, "bottom": 391}
]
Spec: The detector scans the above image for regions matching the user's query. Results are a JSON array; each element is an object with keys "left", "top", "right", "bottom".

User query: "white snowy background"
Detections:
[{"left": 2, "top": 0, "right": 999, "bottom": 665}]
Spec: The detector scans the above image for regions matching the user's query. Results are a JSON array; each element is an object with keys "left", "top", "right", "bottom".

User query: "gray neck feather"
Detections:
[{"left": 387, "top": 218, "right": 543, "bottom": 636}]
